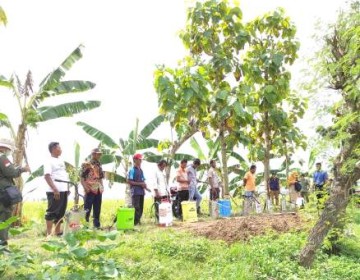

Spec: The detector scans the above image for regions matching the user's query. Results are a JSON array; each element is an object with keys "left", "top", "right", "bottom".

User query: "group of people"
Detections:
[
  {"left": 267, "top": 162, "right": 329, "bottom": 207},
  {"left": 0, "top": 135, "right": 332, "bottom": 247},
  {"left": 130, "top": 156, "right": 223, "bottom": 225}
]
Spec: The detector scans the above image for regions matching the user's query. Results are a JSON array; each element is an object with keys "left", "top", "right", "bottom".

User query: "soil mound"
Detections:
[{"left": 180, "top": 213, "right": 304, "bottom": 243}]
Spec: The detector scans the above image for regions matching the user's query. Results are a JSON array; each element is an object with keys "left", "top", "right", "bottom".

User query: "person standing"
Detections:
[
  {"left": 80, "top": 148, "right": 104, "bottom": 229},
  {"left": 127, "top": 153, "right": 147, "bottom": 226},
  {"left": 176, "top": 159, "right": 189, "bottom": 217},
  {"left": 153, "top": 159, "right": 169, "bottom": 221},
  {"left": 268, "top": 172, "right": 280, "bottom": 206},
  {"left": 243, "top": 165, "right": 257, "bottom": 215},
  {"left": 44, "top": 142, "right": 69, "bottom": 236},
  {"left": 0, "top": 138, "right": 30, "bottom": 246},
  {"left": 187, "top": 159, "right": 202, "bottom": 215},
  {"left": 287, "top": 170, "right": 299, "bottom": 205},
  {"left": 313, "top": 162, "right": 328, "bottom": 201},
  {"left": 299, "top": 173, "right": 310, "bottom": 203},
  {"left": 207, "top": 160, "right": 221, "bottom": 201}
]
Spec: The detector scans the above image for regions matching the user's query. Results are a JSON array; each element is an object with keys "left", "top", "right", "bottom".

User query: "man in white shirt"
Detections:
[
  {"left": 44, "top": 142, "right": 69, "bottom": 236},
  {"left": 188, "top": 159, "right": 202, "bottom": 214},
  {"left": 208, "top": 160, "right": 221, "bottom": 200},
  {"left": 153, "top": 160, "right": 168, "bottom": 221}
]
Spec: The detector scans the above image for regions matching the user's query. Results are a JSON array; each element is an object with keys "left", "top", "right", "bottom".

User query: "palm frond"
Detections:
[
  {"left": 77, "top": 121, "right": 119, "bottom": 149},
  {"left": 37, "top": 100, "right": 101, "bottom": 121},
  {"left": 39, "top": 45, "right": 84, "bottom": 91}
]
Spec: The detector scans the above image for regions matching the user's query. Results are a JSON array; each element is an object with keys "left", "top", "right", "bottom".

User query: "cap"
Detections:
[
  {"left": 0, "top": 138, "right": 15, "bottom": 151},
  {"left": 91, "top": 148, "right": 102, "bottom": 154},
  {"left": 133, "top": 153, "right": 143, "bottom": 160}
]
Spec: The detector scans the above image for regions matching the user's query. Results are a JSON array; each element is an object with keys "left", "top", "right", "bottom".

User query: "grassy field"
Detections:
[{"left": 1, "top": 199, "right": 360, "bottom": 279}]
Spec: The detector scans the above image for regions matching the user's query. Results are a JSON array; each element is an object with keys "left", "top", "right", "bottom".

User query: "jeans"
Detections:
[
  {"left": 189, "top": 186, "right": 202, "bottom": 208},
  {"left": 84, "top": 191, "right": 102, "bottom": 228}
]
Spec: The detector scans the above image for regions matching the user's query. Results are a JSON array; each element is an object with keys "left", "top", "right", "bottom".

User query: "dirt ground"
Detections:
[{"left": 177, "top": 213, "right": 305, "bottom": 243}]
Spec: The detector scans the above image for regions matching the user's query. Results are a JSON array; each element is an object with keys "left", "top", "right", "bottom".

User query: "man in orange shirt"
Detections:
[{"left": 243, "top": 165, "right": 257, "bottom": 215}]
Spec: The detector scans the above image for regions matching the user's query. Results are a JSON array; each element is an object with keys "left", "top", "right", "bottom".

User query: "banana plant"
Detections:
[
  {"left": 0, "top": 6, "right": 7, "bottom": 26},
  {"left": 0, "top": 45, "right": 100, "bottom": 219},
  {"left": 77, "top": 115, "right": 164, "bottom": 206}
]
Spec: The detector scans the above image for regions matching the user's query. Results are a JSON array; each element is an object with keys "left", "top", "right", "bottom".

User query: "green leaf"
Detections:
[
  {"left": 71, "top": 247, "right": 88, "bottom": 259},
  {"left": 0, "top": 216, "right": 18, "bottom": 230},
  {"left": 190, "top": 137, "right": 206, "bottom": 160},
  {"left": 37, "top": 101, "right": 101, "bottom": 122},
  {"left": 39, "top": 45, "right": 84, "bottom": 91},
  {"left": 26, "top": 165, "right": 44, "bottom": 183},
  {"left": 233, "top": 101, "right": 245, "bottom": 116},
  {"left": 77, "top": 122, "right": 119, "bottom": 149},
  {"left": 0, "top": 75, "right": 12, "bottom": 88},
  {"left": 0, "top": 6, "right": 8, "bottom": 26},
  {"left": 216, "top": 90, "right": 228, "bottom": 100},
  {"left": 139, "top": 115, "right": 165, "bottom": 139},
  {"left": 50, "top": 80, "right": 96, "bottom": 95}
]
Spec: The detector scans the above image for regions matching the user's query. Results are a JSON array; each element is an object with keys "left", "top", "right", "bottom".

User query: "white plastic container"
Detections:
[{"left": 158, "top": 201, "right": 173, "bottom": 227}]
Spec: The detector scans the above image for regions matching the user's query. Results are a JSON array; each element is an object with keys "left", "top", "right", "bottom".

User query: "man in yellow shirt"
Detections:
[{"left": 243, "top": 165, "right": 257, "bottom": 215}]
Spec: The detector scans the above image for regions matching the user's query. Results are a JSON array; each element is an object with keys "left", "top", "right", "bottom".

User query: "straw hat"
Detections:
[{"left": 0, "top": 138, "right": 15, "bottom": 151}]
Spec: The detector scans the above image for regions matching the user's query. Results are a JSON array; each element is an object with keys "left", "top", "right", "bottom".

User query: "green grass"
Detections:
[{"left": 2, "top": 200, "right": 360, "bottom": 279}]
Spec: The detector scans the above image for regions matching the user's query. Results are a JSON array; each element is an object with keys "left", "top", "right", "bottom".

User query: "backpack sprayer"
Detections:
[{"left": 54, "top": 179, "right": 87, "bottom": 234}]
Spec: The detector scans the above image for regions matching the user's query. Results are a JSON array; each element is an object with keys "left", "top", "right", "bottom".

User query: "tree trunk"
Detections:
[
  {"left": 299, "top": 136, "right": 360, "bottom": 267},
  {"left": 219, "top": 126, "right": 229, "bottom": 197},
  {"left": 12, "top": 123, "right": 27, "bottom": 223},
  {"left": 263, "top": 112, "right": 271, "bottom": 196},
  {"left": 299, "top": 179, "right": 351, "bottom": 267}
]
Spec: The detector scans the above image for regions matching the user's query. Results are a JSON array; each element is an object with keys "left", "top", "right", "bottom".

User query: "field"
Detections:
[{"left": 1, "top": 198, "right": 360, "bottom": 279}]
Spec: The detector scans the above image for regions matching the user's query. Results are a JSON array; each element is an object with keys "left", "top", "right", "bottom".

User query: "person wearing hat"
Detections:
[
  {"left": 287, "top": 170, "right": 300, "bottom": 205},
  {"left": 0, "top": 138, "right": 30, "bottom": 246},
  {"left": 80, "top": 148, "right": 104, "bottom": 229},
  {"left": 127, "top": 153, "right": 147, "bottom": 225},
  {"left": 44, "top": 142, "right": 70, "bottom": 236}
]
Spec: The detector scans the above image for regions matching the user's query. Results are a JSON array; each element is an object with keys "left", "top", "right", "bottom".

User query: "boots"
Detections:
[{"left": 197, "top": 207, "right": 202, "bottom": 215}]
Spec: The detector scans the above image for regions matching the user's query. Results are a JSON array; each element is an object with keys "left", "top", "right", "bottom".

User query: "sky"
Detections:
[{"left": 0, "top": 0, "right": 348, "bottom": 200}]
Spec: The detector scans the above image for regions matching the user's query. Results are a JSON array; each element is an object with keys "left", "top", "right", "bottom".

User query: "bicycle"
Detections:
[{"left": 240, "top": 191, "right": 267, "bottom": 216}]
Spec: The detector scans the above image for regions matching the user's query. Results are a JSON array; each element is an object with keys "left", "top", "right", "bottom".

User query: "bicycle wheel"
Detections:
[
  {"left": 255, "top": 192, "right": 268, "bottom": 213},
  {"left": 149, "top": 202, "right": 158, "bottom": 224}
]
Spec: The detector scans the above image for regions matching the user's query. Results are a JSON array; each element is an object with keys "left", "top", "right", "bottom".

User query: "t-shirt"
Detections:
[
  {"left": 313, "top": 171, "right": 328, "bottom": 186},
  {"left": 128, "top": 167, "right": 145, "bottom": 196},
  {"left": 187, "top": 165, "right": 197, "bottom": 189},
  {"left": 244, "top": 171, "right": 256, "bottom": 191},
  {"left": 207, "top": 167, "right": 220, "bottom": 189},
  {"left": 176, "top": 167, "right": 188, "bottom": 191},
  {"left": 153, "top": 168, "right": 168, "bottom": 196},
  {"left": 43, "top": 156, "right": 69, "bottom": 192},
  {"left": 269, "top": 177, "right": 280, "bottom": 191}
]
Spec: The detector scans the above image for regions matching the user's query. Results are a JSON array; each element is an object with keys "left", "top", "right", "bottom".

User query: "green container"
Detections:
[{"left": 116, "top": 207, "right": 135, "bottom": 230}]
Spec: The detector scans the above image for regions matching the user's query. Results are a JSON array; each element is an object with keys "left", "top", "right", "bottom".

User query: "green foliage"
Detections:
[{"left": 3, "top": 201, "right": 360, "bottom": 279}]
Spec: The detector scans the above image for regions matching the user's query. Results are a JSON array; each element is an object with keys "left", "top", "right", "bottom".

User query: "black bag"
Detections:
[
  {"left": 294, "top": 181, "right": 302, "bottom": 192},
  {"left": 0, "top": 186, "right": 23, "bottom": 207}
]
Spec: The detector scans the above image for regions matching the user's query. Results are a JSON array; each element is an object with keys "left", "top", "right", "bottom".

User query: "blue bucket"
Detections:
[{"left": 218, "top": 199, "right": 231, "bottom": 217}]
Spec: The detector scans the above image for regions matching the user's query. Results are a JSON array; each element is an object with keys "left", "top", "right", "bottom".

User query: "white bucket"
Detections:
[
  {"left": 158, "top": 201, "right": 173, "bottom": 227},
  {"left": 209, "top": 200, "right": 219, "bottom": 219},
  {"left": 65, "top": 209, "right": 86, "bottom": 233}
]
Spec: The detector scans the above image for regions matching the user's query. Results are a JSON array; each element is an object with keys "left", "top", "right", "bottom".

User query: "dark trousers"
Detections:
[
  {"left": 177, "top": 190, "right": 189, "bottom": 217},
  {"left": 210, "top": 188, "right": 220, "bottom": 201},
  {"left": 45, "top": 192, "right": 68, "bottom": 224},
  {"left": 132, "top": 195, "right": 144, "bottom": 225},
  {"left": 84, "top": 191, "right": 102, "bottom": 228}
]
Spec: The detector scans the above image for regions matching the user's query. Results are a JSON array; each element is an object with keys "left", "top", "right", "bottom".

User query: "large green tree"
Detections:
[
  {"left": 243, "top": 8, "right": 305, "bottom": 195},
  {"left": 0, "top": 45, "right": 100, "bottom": 218},
  {"left": 155, "top": 0, "right": 252, "bottom": 196},
  {"left": 299, "top": 1, "right": 360, "bottom": 267}
]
